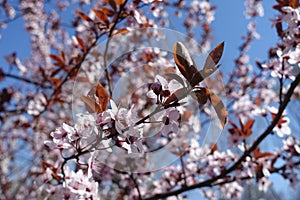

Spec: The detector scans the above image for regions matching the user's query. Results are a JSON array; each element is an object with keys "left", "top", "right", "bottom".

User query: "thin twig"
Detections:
[
  {"left": 130, "top": 173, "right": 142, "bottom": 200},
  {"left": 103, "top": 0, "right": 129, "bottom": 95},
  {"left": 179, "top": 154, "right": 188, "bottom": 187},
  {"left": 3, "top": 72, "right": 52, "bottom": 88}
]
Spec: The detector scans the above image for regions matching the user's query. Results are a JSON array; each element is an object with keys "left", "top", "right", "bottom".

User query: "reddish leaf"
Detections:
[
  {"left": 191, "top": 64, "right": 220, "bottom": 87},
  {"left": 173, "top": 42, "right": 197, "bottom": 81},
  {"left": 60, "top": 51, "right": 66, "bottom": 63},
  {"left": 254, "top": 147, "right": 274, "bottom": 160},
  {"left": 241, "top": 118, "right": 255, "bottom": 137},
  {"left": 228, "top": 121, "right": 239, "bottom": 130},
  {"left": 81, "top": 82, "right": 110, "bottom": 113},
  {"left": 81, "top": 96, "right": 102, "bottom": 113},
  {"left": 289, "top": 0, "right": 299, "bottom": 8},
  {"left": 93, "top": 9, "right": 110, "bottom": 26},
  {"left": 49, "top": 78, "right": 61, "bottom": 87},
  {"left": 275, "top": 22, "right": 283, "bottom": 38},
  {"left": 95, "top": 82, "right": 110, "bottom": 112},
  {"left": 193, "top": 87, "right": 209, "bottom": 105},
  {"left": 114, "top": 28, "right": 130, "bottom": 35},
  {"left": 273, "top": 0, "right": 298, "bottom": 10},
  {"left": 101, "top": 7, "right": 115, "bottom": 17},
  {"left": 116, "top": 0, "right": 126, "bottom": 7},
  {"left": 49, "top": 54, "right": 64, "bottom": 64},
  {"left": 75, "top": 36, "right": 86, "bottom": 52},
  {"left": 206, "top": 88, "right": 227, "bottom": 128},
  {"left": 77, "top": 11, "right": 92, "bottom": 22},
  {"left": 229, "top": 118, "right": 254, "bottom": 137},
  {"left": 50, "top": 67, "right": 63, "bottom": 77},
  {"left": 107, "top": 0, "right": 117, "bottom": 10},
  {"left": 243, "top": 119, "right": 255, "bottom": 132},
  {"left": 190, "top": 42, "right": 224, "bottom": 87},
  {"left": 211, "top": 143, "right": 218, "bottom": 153},
  {"left": 203, "top": 42, "right": 224, "bottom": 75}
]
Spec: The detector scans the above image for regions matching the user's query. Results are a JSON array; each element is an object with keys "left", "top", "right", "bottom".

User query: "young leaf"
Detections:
[
  {"left": 49, "top": 54, "right": 65, "bottom": 67},
  {"left": 254, "top": 147, "right": 274, "bottom": 160},
  {"left": 101, "top": 7, "right": 115, "bottom": 17},
  {"left": 81, "top": 82, "right": 110, "bottom": 113},
  {"left": 190, "top": 71, "right": 204, "bottom": 87},
  {"left": 116, "top": 0, "right": 126, "bottom": 7},
  {"left": 93, "top": 9, "right": 109, "bottom": 26},
  {"left": 95, "top": 82, "right": 110, "bottom": 112},
  {"left": 289, "top": 0, "right": 299, "bottom": 8},
  {"left": 203, "top": 42, "right": 224, "bottom": 75},
  {"left": 206, "top": 88, "right": 227, "bottom": 128},
  {"left": 190, "top": 42, "right": 224, "bottom": 87},
  {"left": 173, "top": 42, "right": 197, "bottom": 81},
  {"left": 81, "top": 96, "right": 102, "bottom": 113},
  {"left": 114, "top": 28, "right": 130, "bottom": 35},
  {"left": 107, "top": 0, "right": 117, "bottom": 10},
  {"left": 243, "top": 119, "right": 255, "bottom": 134},
  {"left": 49, "top": 54, "right": 64, "bottom": 63},
  {"left": 192, "top": 87, "right": 209, "bottom": 105},
  {"left": 77, "top": 11, "right": 92, "bottom": 22},
  {"left": 75, "top": 36, "right": 86, "bottom": 52}
]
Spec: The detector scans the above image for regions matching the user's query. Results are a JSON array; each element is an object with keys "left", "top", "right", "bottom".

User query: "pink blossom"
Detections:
[
  {"left": 244, "top": 0, "right": 264, "bottom": 19},
  {"left": 27, "top": 93, "right": 47, "bottom": 116},
  {"left": 268, "top": 106, "right": 291, "bottom": 137},
  {"left": 65, "top": 167, "right": 99, "bottom": 199},
  {"left": 160, "top": 108, "right": 180, "bottom": 136}
]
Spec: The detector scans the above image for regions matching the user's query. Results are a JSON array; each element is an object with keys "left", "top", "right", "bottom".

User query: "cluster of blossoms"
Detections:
[
  {"left": 261, "top": 4, "right": 300, "bottom": 80},
  {"left": 1, "top": 0, "right": 300, "bottom": 200},
  {"left": 244, "top": 0, "right": 264, "bottom": 19},
  {"left": 42, "top": 166, "right": 99, "bottom": 200}
]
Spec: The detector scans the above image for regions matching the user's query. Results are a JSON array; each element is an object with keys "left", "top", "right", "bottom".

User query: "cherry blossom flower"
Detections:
[
  {"left": 27, "top": 93, "right": 47, "bottom": 116},
  {"left": 65, "top": 167, "right": 99, "bottom": 199},
  {"left": 147, "top": 74, "right": 183, "bottom": 104},
  {"left": 44, "top": 123, "right": 77, "bottom": 149},
  {"left": 247, "top": 21, "right": 260, "bottom": 39},
  {"left": 261, "top": 49, "right": 295, "bottom": 80},
  {"left": 220, "top": 182, "right": 244, "bottom": 200},
  {"left": 285, "top": 44, "right": 300, "bottom": 66},
  {"left": 160, "top": 108, "right": 180, "bottom": 136},
  {"left": 268, "top": 106, "right": 291, "bottom": 137},
  {"left": 244, "top": 0, "right": 264, "bottom": 19},
  {"left": 283, "top": 136, "right": 300, "bottom": 155}
]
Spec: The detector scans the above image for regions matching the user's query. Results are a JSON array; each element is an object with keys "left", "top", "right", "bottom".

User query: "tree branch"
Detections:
[
  {"left": 3, "top": 72, "right": 52, "bottom": 88},
  {"left": 103, "top": 0, "right": 129, "bottom": 95},
  {"left": 143, "top": 73, "right": 300, "bottom": 200}
]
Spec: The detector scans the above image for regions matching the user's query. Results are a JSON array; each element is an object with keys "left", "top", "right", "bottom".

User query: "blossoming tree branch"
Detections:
[{"left": 0, "top": 0, "right": 300, "bottom": 199}]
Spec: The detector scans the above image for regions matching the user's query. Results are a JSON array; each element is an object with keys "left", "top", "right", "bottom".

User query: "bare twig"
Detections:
[
  {"left": 130, "top": 173, "right": 142, "bottom": 200},
  {"left": 3, "top": 72, "right": 52, "bottom": 88},
  {"left": 103, "top": 0, "right": 129, "bottom": 95}
]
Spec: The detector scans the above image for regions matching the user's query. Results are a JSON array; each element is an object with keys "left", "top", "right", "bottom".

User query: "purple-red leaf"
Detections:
[
  {"left": 81, "top": 82, "right": 110, "bottom": 113},
  {"left": 203, "top": 42, "right": 224, "bottom": 75},
  {"left": 206, "top": 88, "right": 227, "bottom": 128},
  {"left": 173, "top": 42, "right": 197, "bottom": 82}
]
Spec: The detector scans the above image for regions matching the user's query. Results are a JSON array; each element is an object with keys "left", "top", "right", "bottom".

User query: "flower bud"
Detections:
[{"left": 150, "top": 82, "right": 162, "bottom": 95}]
